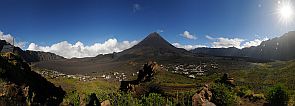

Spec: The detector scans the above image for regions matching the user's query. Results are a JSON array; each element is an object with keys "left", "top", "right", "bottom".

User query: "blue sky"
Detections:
[{"left": 0, "top": 0, "right": 294, "bottom": 58}]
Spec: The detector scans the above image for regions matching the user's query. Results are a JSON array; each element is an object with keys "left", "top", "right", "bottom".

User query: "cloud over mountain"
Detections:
[
  {"left": 206, "top": 35, "right": 268, "bottom": 48},
  {"left": 242, "top": 38, "right": 268, "bottom": 48},
  {"left": 27, "top": 39, "right": 138, "bottom": 58},
  {"left": 211, "top": 37, "right": 245, "bottom": 48},
  {"left": 0, "top": 31, "right": 26, "bottom": 48},
  {"left": 172, "top": 43, "right": 207, "bottom": 50}
]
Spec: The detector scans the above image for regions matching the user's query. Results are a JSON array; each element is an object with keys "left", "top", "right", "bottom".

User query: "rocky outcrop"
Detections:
[
  {"left": 192, "top": 84, "right": 216, "bottom": 106},
  {"left": 218, "top": 73, "right": 235, "bottom": 87},
  {"left": 0, "top": 52, "right": 65, "bottom": 105},
  {"left": 120, "top": 61, "right": 159, "bottom": 92},
  {"left": 101, "top": 100, "right": 111, "bottom": 106},
  {"left": 136, "top": 61, "right": 159, "bottom": 82}
]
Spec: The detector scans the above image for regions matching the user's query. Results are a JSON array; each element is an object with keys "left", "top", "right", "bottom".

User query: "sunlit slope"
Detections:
[{"left": 231, "top": 60, "right": 295, "bottom": 93}]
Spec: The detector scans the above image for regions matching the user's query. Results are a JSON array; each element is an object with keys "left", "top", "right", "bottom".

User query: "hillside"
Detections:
[
  {"left": 0, "top": 52, "right": 65, "bottom": 105},
  {"left": 231, "top": 60, "right": 295, "bottom": 93}
]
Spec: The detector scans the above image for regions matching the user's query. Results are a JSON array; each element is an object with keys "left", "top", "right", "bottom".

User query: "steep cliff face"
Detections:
[
  {"left": 0, "top": 52, "right": 65, "bottom": 105},
  {"left": 243, "top": 31, "right": 295, "bottom": 60},
  {"left": 191, "top": 31, "right": 295, "bottom": 61},
  {"left": 0, "top": 40, "right": 65, "bottom": 62}
]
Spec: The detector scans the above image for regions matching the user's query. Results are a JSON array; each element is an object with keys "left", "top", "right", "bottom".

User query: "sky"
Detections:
[{"left": 0, "top": 0, "right": 295, "bottom": 58}]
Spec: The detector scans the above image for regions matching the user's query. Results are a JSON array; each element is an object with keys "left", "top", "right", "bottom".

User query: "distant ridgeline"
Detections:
[
  {"left": 191, "top": 31, "right": 295, "bottom": 61},
  {"left": 0, "top": 40, "right": 65, "bottom": 62},
  {"left": 0, "top": 52, "right": 65, "bottom": 105}
]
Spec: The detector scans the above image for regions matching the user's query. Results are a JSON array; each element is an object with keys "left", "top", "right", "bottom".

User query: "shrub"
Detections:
[
  {"left": 267, "top": 84, "right": 289, "bottom": 106},
  {"left": 211, "top": 83, "right": 238, "bottom": 106},
  {"left": 141, "top": 93, "right": 169, "bottom": 106},
  {"left": 112, "top": 92, "right": 140, "bottom": 106},
  {"left": 250, "top": 94, "right": 265, "bottom": 102},
  {"left": 65, "top": 90, "right": 80, "bottom": 106},
  {"left": 237, "top": 86, "right": 253, "bottom": 97}
]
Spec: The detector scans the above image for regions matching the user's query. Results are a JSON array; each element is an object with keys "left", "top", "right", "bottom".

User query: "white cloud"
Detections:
[
  {"left": 205, "top": 35, "right": 214, "bottom": 40},
  {"left": 212, "top": 38, "right": 244, "bottom": 48},
  {"left": 206, "top": 35, "right": 268, "bottom": 48},
  {"left": 27, "top": 39, "right": 138, "bottom": 58},
  {"left": 0, "top": 31, "right": 26, "bottom": 48},
  {"left": 157, "top": 29, "right": 164, "bottom": 33},
  {"left": 242, "top": 38, "right": 269, "bottom": 48},
  {"left": 209, "top": 37, "right": 245, "bottom": 48},
  {"left": 172, "top": 43, "right": 207, "bottom": 50},
  {"left": 181, "top": 31, "right": 197, "bottom": 40}
]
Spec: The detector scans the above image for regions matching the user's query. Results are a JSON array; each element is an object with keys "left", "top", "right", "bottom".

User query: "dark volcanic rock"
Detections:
[{"left": 120, "top": 61, "right": 159, "bottom": 92}]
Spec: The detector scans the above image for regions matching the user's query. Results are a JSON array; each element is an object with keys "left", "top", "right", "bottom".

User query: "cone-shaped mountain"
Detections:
[{"left": 116, "top": 32, "right": 192, "bottom": 59}]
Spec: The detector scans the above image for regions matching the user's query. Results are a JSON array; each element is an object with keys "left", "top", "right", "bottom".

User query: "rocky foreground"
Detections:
[{"left": 0, "top": 52, "right": 65, "bottom": 105}]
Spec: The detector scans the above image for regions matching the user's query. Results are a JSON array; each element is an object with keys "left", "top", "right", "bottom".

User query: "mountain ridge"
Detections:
[
  {"left": 191, "top": 31, "right": 295, "bottom": 60},
  {"left": 0, "top": 40, "right": 65, "bottom": 62}
]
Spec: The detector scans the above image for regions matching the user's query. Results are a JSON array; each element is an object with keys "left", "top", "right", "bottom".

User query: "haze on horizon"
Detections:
[{"left": 0, "top": 0, "right": 294, "bottom": 58}]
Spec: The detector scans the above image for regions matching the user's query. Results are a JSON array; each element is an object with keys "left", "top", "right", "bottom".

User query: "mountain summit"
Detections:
[
  {"left": 116, "top": 32, "right": 192, "bottom": 60},
  {"left": 134, "top": 32, "right": 175, "bottom": 49}
]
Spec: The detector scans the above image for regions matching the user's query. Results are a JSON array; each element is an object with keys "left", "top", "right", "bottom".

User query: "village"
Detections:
[
  {"left": 34, "top": 67, "right": 136, "bottom": 82},
  {"left": 34, "top": 68, "right": 98, "bottom": 82},
  {"left": 164, "top": 63, "right": 219, "bottom": 79}
]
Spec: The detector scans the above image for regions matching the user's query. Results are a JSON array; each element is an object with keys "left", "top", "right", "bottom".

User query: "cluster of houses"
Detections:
[
  {"left": 100, "top": 71, "right": 138, "bottom": 81},
  {"left": 164, "top": 63, "right": 218, "bottom": 79},
  {"left": 35, "top": 69, "right": 97, "bottom": 82}
]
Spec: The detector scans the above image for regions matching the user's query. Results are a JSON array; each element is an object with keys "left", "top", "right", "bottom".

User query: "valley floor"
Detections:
[{"left": 31, "top": 59, "right": 295, "bottom": 106}]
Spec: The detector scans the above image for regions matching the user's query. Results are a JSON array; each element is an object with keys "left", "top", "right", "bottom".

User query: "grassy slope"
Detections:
[
  {"left": 229, "top": 60, "right": 295, "bottom": 105},
  {"left": 231, "top": 60, "right": 295, "bottom": 93}
]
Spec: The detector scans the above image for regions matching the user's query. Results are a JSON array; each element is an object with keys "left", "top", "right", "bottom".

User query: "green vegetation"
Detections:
[
  {"left": 229, "top": 60, "right": 295, "bottom": 105},
  {"left": 267, "top": 84, "right": 289, "bottom": 106},
  {"left": 46, "top": 77, "right": 118, "bottom": 105},
  {"left": 210, "top": 83, "right": 238, "bottom": 106},
  {"left": 231, "top": 61, "right": 295, "bottom": 93}
]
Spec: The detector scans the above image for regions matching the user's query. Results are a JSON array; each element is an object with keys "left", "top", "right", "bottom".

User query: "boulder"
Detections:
[
  {"left": 220, "top": 73, "right": 235, "bottom": 87},
  {"left": 192, "top": 84, "right": 215, "bottom": 106},
  {"left": 101, "top": 100, "right": 111, "bottom": 106},
  {"left": 120, "top": 61, "right": 159, "bottom": 92}
]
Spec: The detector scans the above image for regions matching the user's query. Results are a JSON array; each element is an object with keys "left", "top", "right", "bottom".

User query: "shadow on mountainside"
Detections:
[{"left": 0, "top": 52, "right": 65, "bottom": 105}]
